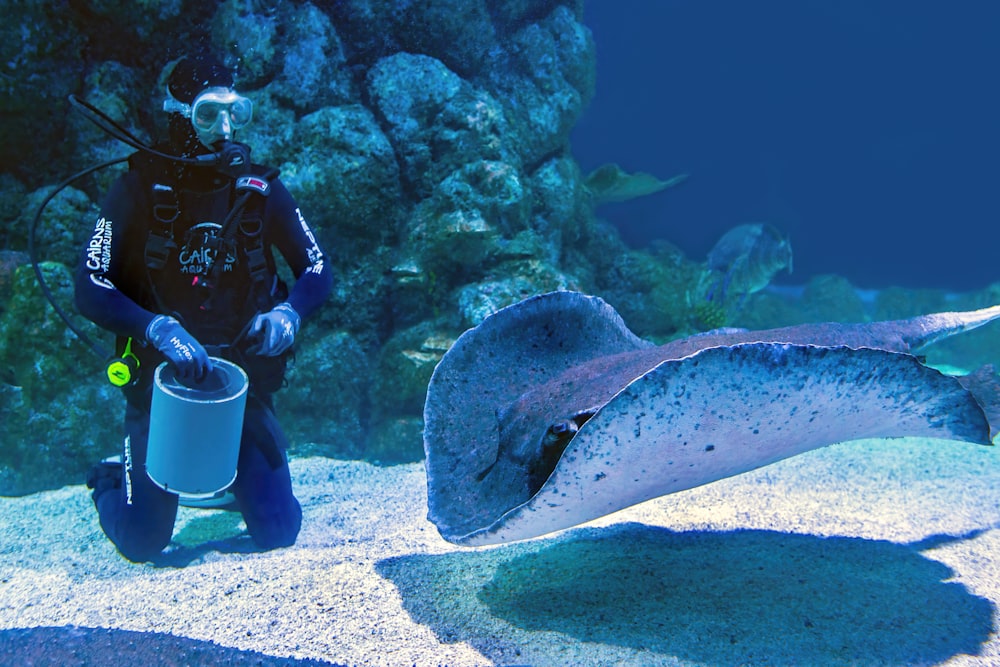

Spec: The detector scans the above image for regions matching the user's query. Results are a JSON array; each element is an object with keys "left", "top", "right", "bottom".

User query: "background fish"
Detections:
[
  {"left": 583, "top": 163, "right": 688, "bottom": 205},
  {"left": 705, "top": 222, "right": 793, "bottom": 304}
]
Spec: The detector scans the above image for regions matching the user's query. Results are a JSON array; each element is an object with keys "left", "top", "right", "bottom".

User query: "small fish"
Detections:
[{"left": 705, "top": 223, "right": 792, "bottom": 304}]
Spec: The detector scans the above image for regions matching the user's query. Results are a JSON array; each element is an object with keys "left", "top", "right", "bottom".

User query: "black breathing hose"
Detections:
[
  {"left": 28, "top": 155, "right": 128, "bottom": 360},
  {"left": 29, "top": 94, "right": 230, "bottom": 362}
]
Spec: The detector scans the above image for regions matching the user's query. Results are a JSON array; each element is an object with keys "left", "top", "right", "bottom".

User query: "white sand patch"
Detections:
[{"left": 0, "top": 440, "right": 998, "bottom": 666}]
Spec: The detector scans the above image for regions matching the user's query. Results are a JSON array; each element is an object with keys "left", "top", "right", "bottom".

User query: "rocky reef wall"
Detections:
[
  {"left": 1, "top": 1, "right": 997, "bottom": 494},
  {"left": 0, "top": 0, "right": 616, "bottom": 493}
]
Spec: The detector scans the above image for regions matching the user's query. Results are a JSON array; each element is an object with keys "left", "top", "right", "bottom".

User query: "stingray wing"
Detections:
[{"left": 423, "top": 291, "right": 653, "bottom": 541}]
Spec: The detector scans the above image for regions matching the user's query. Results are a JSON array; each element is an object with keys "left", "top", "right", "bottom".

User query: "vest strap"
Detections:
[{"left": 145, "top": 183, "right": 178, "bottom": 271}]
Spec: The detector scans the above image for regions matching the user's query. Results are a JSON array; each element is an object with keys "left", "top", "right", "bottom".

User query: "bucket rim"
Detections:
[{"left": 153, "top": 356, "right": 249, "bottom": 403}]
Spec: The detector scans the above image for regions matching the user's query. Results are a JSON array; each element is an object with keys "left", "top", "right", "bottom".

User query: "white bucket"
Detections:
[{"left": 146, "top": 357, "right": 248, "bottom": 498}]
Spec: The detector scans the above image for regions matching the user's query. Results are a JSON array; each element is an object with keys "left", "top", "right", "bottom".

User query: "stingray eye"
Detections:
[{"left": 549, "top": 420, "right": 576, "bottom": 436}]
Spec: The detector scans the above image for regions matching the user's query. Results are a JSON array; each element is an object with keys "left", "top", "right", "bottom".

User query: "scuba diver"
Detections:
[{"left": 75, "top": 53, "right": 332, "bottom": 562}]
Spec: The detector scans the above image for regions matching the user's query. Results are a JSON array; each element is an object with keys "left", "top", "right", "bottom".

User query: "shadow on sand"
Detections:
[
  {"left": 0, "top": 625, "right": 343, "bottom": 666},
  {"left": 149, "top": 509, "right": 265, "bottom": 569},
  {"left": 379, "top": 522, "right": 994, "bottom": 665}
]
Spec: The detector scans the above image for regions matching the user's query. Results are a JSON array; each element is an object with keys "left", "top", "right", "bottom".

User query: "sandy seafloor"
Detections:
[{"left": 1, "top": 434, "right": 999, "bottom": 667}]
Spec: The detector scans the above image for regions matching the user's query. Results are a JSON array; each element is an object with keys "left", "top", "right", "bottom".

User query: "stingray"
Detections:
[
  {"left": 583, "top": 163, "right": 688, "bottom": 205},
  {"left": 423, "top": 291, "right": 1000, "bottom": 546}
]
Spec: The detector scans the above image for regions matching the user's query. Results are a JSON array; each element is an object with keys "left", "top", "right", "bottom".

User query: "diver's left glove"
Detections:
[{"left": 248, "top": 302, "right": 300, "bottom": 357}]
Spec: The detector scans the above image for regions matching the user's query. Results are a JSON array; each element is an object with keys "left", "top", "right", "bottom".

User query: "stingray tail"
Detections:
[
  {"left": 957, "top": 364, "right": 1000, "bottom": 444},
  {"left": 904, "top": 304, "right": 1000, "bottom": 351}
]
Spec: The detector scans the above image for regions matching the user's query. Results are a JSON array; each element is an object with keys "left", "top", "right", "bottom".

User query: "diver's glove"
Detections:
[
  {"left": 248, "top": 302, "right": 300, "bottom": 357},
  {"left": 146, "top": 315, "right": 212, "bottom": 382}
]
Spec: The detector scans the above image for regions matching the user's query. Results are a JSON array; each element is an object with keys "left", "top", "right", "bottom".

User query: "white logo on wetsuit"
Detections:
[
  {"left": 123, "top": 434, "right": 134, "bottom": 506},
  {"left": 178, "top": 222, "right": 237, "bottom": 276},
  {"left": 295, "top": 208, "right": 325, "bottom": 275},
  {"left": 86, "top": 216, "right": 115, "bottom": 290}
]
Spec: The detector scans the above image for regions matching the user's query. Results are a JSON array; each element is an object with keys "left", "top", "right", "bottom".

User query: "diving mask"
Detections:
[{"left": 163, "top": 86, "right": 253, "bottom": 132}]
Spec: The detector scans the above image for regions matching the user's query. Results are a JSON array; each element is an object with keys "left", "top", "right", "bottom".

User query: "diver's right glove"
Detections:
[{"left": 146, "top": 315, "right": 212, "bottom": 382}]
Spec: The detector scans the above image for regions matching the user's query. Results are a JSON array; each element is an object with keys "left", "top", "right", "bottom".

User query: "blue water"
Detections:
[{"left": 572, "top": 0, "right": 1000, "bottom": 292}]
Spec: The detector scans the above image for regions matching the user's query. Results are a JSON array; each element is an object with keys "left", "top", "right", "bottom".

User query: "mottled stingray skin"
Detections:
[{"left": 423, "top": 291, "right": 1000, "bottom": 546}]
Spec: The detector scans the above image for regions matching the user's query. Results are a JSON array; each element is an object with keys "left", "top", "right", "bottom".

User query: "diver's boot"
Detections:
[{"left": 85, "top": 456, "right": 122, "bottom": 505}]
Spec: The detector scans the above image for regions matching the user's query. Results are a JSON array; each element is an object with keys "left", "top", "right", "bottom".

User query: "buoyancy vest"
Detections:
[{"left": 121, "top": 150, "right": 289, "bottom": 396}]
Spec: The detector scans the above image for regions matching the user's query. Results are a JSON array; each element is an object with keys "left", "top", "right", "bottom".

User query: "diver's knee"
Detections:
[
  {"left": 115, "top": 531, "right": 172, "bottom": 563},
  {"left": 250, "top": 523, "right": 300, "bottom": 550},
  {"left": 247, "top": 503, "right": 302, "bottom": 550}
]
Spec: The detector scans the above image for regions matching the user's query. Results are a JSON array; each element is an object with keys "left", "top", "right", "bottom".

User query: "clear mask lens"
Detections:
[
  {"left": 191, "top": 92, "right": 253, "bottom": 131},
  {"left": 164, "top": 87, "right": 253, "bottom": 132}
]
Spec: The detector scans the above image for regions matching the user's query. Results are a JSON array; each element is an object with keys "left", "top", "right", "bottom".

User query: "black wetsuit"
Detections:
[{"left": 75, "top": 150, "right": 332, "bottom": 562}]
